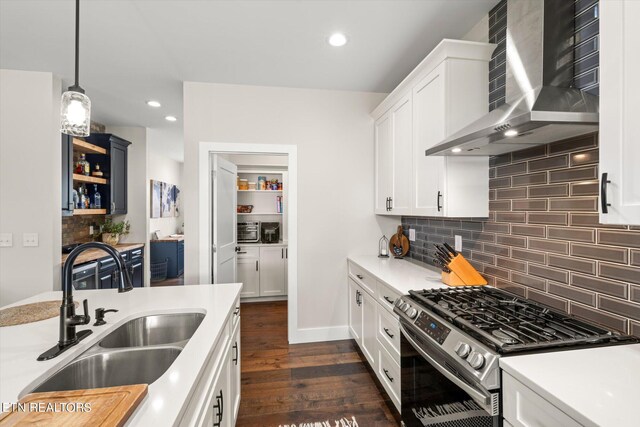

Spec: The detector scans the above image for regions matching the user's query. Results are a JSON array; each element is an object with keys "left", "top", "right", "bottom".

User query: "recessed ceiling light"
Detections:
[
  {"left": 165, "top": 115, "right": 177, "bottom": 122},
  {"left": 328, "top": 33, "right": 348, "bottom": 47},
  {"left": 504, "top": 129, "right": 518, "bottom": 137},
  {"left": 146, "top": 100, "right": 161, "bottom": 108},
  {"left": 451, "top": 148, "right": 462, "bottom": 153}
]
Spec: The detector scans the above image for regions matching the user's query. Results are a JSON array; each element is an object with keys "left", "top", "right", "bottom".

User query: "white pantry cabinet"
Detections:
[
  {"left": 372, "top": 39, "right": 495, "bottom": 217},
  {"left": 237, "top": 245, "right": 287, "bottom": 298},
  {"left": 599, "top": 0, "right": 640, "bottom": 225}
]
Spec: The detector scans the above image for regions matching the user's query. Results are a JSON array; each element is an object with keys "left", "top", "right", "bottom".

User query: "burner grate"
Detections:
[{"left": 408, "top": 287, "right": 631, "bottom": 353}]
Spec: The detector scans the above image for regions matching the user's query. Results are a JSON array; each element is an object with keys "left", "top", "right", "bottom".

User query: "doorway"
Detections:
[{"left": 201, "top": 143, "right": 297, "bottom": 343}]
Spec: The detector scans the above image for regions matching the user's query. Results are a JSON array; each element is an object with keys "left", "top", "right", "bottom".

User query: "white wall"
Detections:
[
  {"left": 148, "top": 128, "right": 183, "bottom": 238},
  {"left": 106, "top": 126, "right": 150, "bottom": 286},
  {"left": 224, "top": 153, "right": 288, "bottom": 168},
  {"left": 183, "top": 82, "right": 398, "bottom": 337},
  {"left": 0, "top": 70, "right": 61, "bottom": 305},
  {"left": 463, "top": 13, "right": 489, "bottom": 43}
]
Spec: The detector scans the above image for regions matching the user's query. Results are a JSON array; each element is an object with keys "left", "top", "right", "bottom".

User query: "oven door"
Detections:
[
  {"left": 400, "top": 322, "right": 500, "bottom": 427},
  {"left": 72, "top": 262, "right": 98, "bottom": 290}
]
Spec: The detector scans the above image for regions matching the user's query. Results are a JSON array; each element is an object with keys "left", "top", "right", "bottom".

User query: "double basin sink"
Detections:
[{"left": 30, "top": 312, "right": 205, "bottom": 393}]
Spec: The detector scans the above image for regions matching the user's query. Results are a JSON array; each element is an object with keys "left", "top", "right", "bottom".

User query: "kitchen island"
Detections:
[{"left": 0, "top": 284, "right": 241, "bottom": 426}]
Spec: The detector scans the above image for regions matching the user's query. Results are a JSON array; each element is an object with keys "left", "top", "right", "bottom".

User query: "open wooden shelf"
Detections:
[
  {"left": 237, "top": 212, "right": 283, "bottom": 215},
  {"left": 72, "top": 138, "right": 107, "bottom": 155},
  {"left": 73, "top": 173, "right": 107, "bottom": 185},
  {"left": 73, "top": 208, "right": 107, "bottom": 216}
]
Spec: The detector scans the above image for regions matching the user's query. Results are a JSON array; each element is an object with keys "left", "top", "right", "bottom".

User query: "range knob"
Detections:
[
  {"left": 406, "top": 308, "right": 418, "bottom": 319},
  {"left": 395, "top": 299, "right": 404, "bottom": 307},
  {"left": 401, "top": 303, "right": 410, "bottom": 312},
  {"left": 454, "top": 342, "right": 471, "bottom": 358},
  {"left": 467, "top": 351, "right": 485, "bottom": 370}
]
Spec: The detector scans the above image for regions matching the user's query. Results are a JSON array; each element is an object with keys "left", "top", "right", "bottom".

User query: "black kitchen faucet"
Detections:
[{"left": 37, "top": 242, "right": 133, "bottom": 361}]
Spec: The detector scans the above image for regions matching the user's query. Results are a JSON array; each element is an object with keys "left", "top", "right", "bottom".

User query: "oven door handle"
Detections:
[{"left": 399, "top": 323, "right": 492, "bottom": 411}]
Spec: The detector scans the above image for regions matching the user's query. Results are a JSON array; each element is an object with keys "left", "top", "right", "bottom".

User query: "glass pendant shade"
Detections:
[{"left": 60, "top": 90, "right": 91, "bottom": 136}]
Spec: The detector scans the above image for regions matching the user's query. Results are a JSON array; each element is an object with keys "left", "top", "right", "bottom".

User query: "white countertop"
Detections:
[
  {"left": 0, "top": 284, "right": 241, "bottom": 425},
  {"left": 347, "top": 254, "right": 447, "bottom": 294},
  {"left": 500, "top": 343, "right": 640, "bottom": 427},
  {"left": 239, "top": 241, "right": 287, "bottom": 247}
]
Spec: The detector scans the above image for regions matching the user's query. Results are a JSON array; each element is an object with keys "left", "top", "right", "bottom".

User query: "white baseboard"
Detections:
[
  {"left": 240, "top": 295, "right": 288, "bottom": 303},
  {"left": 289, "top": 325, "right": 351, "bottom": 344}
]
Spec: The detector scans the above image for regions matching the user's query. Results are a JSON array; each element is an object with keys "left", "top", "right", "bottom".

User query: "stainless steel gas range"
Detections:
[{"left": 394, "top": 286, "right": 637, "bottom": 427}]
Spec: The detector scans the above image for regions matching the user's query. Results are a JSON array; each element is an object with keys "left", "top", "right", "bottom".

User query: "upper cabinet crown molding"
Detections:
[
  {"left": 599, "top": 0, "right": 640, "bottom": 225},
  {"left": 371, "top": 39, "right": 496, "bottom": 120}
]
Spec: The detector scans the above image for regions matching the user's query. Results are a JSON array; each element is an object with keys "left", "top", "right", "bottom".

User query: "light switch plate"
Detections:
[
  {"left": 23, "top": 233, "right": 39, "bottom": 247},
  {"left": 409, "top": 228, "right": 416, "bottom": 242},
  {"left": 0, "top": 233, "right": 12, "bottom": 247},
  {"left": 454, "top": 235, "right": 462, "bottom": 252}
]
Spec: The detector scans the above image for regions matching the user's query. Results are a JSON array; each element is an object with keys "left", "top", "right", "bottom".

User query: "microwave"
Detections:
[{"left": 238, "top": 222, "right": 260, "bottom": 243}]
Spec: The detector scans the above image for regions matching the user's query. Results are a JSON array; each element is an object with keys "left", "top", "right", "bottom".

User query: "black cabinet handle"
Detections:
[
  {"left": 601, "top": 173, "right": 611, "bottom": 214},
  {"left": 234, "top": 306, "right": 240, "bottom": 316},
  {"left": 384, "top": 328, "right": 395, "bottom": 339},
  {"left": 437, "top": 191, "right": 442, "bottom": 212},
  {"left": 355, "top": 290, "right": 361, "bottom": 306},
  {"left": 356, "top": 274, "right": 364, "bottom": 280},
  {"left": 282, "top": 248, "right": 284, "bottom": 259},
  {"left": 256, "top": 260, "right": 259, "bottom": 271},
  {"left": 233, "top": 342, "right": 238, "bottom": 365},
  {"left": 213, "top": 389, "right": 224, "bottom": 426},
  {"left": 388, "top": 197, "right": 393, "bottom": 211},
  {"left": 237, "top": 251, "right": 247, "bottom": 254},
  {"left": 383, "top": 296, "right": 394, "bottom": 304},
  {"left": 385, "top": 197, "right": 388, "bottom": 211},
  {"left": 383, "top": 369, "right": 394, "bottom": 382}
]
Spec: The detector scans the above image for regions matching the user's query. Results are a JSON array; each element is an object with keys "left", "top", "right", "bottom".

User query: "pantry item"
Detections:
[
  {"left": 248, "top": 182, "right": 256, "bottom": 190},
  {"left": 237, "top": 205, "right": 254, "bottom": 213},
  {"left": 238, "top": 179, "right": 248, "bottom": 190}
]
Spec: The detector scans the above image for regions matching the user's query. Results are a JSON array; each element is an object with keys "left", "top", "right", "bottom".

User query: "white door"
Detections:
[
  {"left": 212, "top": 155, "right": 238, "bottom": 284},
  {"left": 600, "top": 0, "right": 640, "bottom": 225},
  {"left": 237, "top": 257, "right": 260, "bottom": 298},
  {"left": 374, "top": 112, "right": 393, "bottom": 214},
  {"left": 361, "top": 290, "right": 378, "bottom": 368},
  {"left": 413, "top": 64, "right": 446, "bottom": 217},
  {"left": 259, "top": 246, "right": 286, "bottom": 296},
  {"left": 348, "top": 278, "right": 362, "bottom": 344},
  {"left": 390, "top": 94, "right": 413, "bottom": 215}
]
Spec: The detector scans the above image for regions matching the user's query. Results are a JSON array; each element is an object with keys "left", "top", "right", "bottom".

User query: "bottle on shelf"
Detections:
[
  {"left": 78, "top": 185, "right": 86, "bottom": 209},
  {"left": 93, "top": 184, "right": 101, "bottom": 209},
  {"left": 76, "top": 154, "right": 90, "bottom": 176}
]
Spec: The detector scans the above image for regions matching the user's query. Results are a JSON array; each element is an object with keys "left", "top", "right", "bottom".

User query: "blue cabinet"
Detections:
[
  {"left": 151, "top": 240, "right": 184, "bottom": 279},
  {"left": 97, "top": 247, "right": 144, "bottom": 288}
]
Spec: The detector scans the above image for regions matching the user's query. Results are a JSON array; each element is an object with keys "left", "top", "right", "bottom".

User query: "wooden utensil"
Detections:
[
  {"left": 0, "top": 384, "right": 148, "bottom": 426},
  {"left": 388, "top": 225, "right": 409, "bottom": 258}
]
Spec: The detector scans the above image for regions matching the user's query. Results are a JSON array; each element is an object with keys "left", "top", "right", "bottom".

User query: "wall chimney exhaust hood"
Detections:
[{"left": 426, "top": 0, "right": 598, "bottom": 157}]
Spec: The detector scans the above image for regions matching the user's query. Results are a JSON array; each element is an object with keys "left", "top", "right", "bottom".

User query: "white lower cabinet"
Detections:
[
  {"left": 347, "top": 261, "right": 401, "bottom": 413},
  {"left": 503, "top": 373, "right": 582, "bottom": 427},
  {"left": 237, "top": 245, "right": 287, "bottom": 298},
  {"left": 180, "top": 298, "right": 241, "bottom": 427}
]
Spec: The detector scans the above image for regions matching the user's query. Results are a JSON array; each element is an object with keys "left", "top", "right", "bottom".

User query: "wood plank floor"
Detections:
[{"left": 237, "top": 301, "right": 399, "bottom": 427}]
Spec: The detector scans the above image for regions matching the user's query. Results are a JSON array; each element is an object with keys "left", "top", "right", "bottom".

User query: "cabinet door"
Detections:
[
  {"left": 412, "top": 64, "right": 445, "bottom": 216},
  {"left": 129, "top": 260, "right": 144, "bottom": 288},
  {"left": 229, "top": 324, "right": 241, "bottom": 424},
  {"left": 374, "top": 112, "right": 393, "bottom": 214},
  {"left": 110, "top": 141, "right": 127, "bottom": 215},
  {"left": 61, "top": 134, "right": 74, "bottom": 216},
  {"left": 360, "top": 289, "right": 378, "bottom": 368},
  {"left": 348, "top": 278, "right": 362, "bottom": 343},
  {"left": 259, "top": 247, "right": 286, "bottom": 296},
  {"left": 238, "top": 257, "right": 260, "bottom": 298},
  {"left": 284, "top": 247, "right": 288, "bottom": 294},
  {"left": 600, "top": 0, "right": 640, "bottom": 225},
  {"left": 389, "top": 95, "right": 413, "bottom": 215},
  {"left": 205, "top": 358, "right": 230, "bottom": 427},
  {"left": 98, "top": 267, "right": 115, "bottom": 289}
]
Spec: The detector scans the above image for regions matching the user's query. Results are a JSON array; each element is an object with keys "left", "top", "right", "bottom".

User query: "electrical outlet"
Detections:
[
  {"left": 454, "top": 235, "right": 462, "bottom": 252},
  {"left": 409, "top": 228, "right": 416, "bottom": 242},
  {"left": 23, "top": 233, "right": 39, "bottom": 247},
  {"left": 0, "top": 233, "right": 12, "bottom": 247}
]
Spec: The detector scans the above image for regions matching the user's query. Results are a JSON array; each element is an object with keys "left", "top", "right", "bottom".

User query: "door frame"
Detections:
[{"left": 199, "top": 142, "right": 298, "bottom": 343}]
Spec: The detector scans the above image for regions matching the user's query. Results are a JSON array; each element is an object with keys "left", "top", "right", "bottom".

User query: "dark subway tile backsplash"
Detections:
[{"left": 401, "top": 133, "right": 639, "bottom": 336}]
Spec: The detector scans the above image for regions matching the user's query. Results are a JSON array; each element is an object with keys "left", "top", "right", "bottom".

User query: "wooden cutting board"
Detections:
[
  {"left": 389, "top": 225, "right": 409, "bottom": 258},
  {"left": 0, "top": 384, "right": 148, "bottom": 426}
]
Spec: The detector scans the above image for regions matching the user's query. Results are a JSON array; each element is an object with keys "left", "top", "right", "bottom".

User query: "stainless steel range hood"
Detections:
[{"left": 426, "top": 0, "right": 599, "bottom": 156}]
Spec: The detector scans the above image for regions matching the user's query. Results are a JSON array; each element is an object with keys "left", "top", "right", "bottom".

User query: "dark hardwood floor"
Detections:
[
  {"left": 150, "top": 275, "right": 184, "bottom": 287},
  {"left": 237, "top": 301, "right": 399, "bottom": 427}
]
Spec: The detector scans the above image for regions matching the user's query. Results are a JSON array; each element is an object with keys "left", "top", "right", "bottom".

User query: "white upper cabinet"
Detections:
[
  {"left": 599, "top": 0, "right": 640, "bottom": 225},
  {"left": 372, "top": 39, "right": 495, "bottom": 217}
]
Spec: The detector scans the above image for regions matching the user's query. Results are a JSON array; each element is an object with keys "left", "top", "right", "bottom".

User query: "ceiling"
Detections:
[{"left": 0, "top": 0, "right": 498, "bottom": 161}]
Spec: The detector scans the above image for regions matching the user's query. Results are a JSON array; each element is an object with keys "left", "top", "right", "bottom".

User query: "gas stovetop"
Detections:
[{"left": 405, "top": 286, "right": 636, "bottom": 354}]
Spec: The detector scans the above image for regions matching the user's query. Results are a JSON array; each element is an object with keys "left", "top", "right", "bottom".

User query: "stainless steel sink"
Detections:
[
  {"left": 31, "top": 347, "right": 181, "bottom": 393},
  {"left": 99, "top": 313, "right": 205, "bottom": 348},
  {"left": 28, "top": 312, "right": 205, "bottom": 394}
]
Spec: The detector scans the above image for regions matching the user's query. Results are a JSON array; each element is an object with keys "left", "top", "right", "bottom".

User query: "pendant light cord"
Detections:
[{"left": 74, "top": 0, "right": 80, "bottom": 88}]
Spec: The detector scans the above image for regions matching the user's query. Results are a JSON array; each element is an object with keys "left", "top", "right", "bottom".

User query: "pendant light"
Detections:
[{"left": 60, "top": 0, "right": 91, "bottom": 136}]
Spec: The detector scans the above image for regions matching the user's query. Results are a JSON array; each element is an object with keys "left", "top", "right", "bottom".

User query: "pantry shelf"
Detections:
[
  {"left": 72, "top": 138, "right": 107, "bottom": 155},
  {"left": 237, "top": 190, "right": 283, "bottom": 193},
  {"left": 73, "top": 174, "right": 108, "bottom": 185},
  {"left": 73, "top": 209, "right": 107, "bottom": 216},
  {"left": 237, "top": 212, "right": 283, "bottom": 215}
]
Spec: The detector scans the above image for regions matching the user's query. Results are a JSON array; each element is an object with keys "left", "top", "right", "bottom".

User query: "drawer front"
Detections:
[
  {"left": 129, "top": 247, "right": 143, "bottom": 260},
  {"left": 232, "top": 297, "right": 240, "bottom": 328},
  {"left": 378, "top": 344, "right": 401, "bottom": 412},
  {"left": 377, "top": 306, "right": 400, "bottom": 362},
  {"left": 377, "top": 281, "right": 402, "bottom": 314},
  {"left": 503, "top": 373, "right": 582, "bottom": 427},
  {"left": 237, "top": 246, "right": 259, "bottom": 259},
  {"left": 348, "top": 261, "right": 376, "bottom": 296}
]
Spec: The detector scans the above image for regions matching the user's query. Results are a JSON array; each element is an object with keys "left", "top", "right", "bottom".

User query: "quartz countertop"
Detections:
[
  {"left": 0, "top": 284, "right": 241, "bottom": 425},
  {"left": 500, "top": 344, "right": 640, "bottom": 427},
  {"left": 347, "top": 254, "right": 447, "bottom": 294},
  {"left": 61, "top": 243, "right": 145, "bottom": 266}
]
